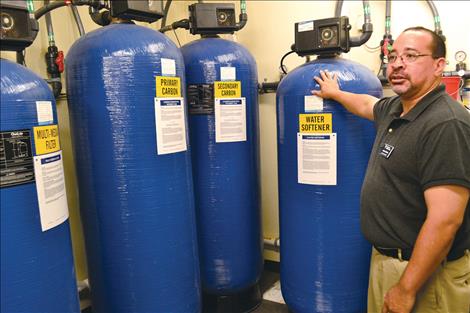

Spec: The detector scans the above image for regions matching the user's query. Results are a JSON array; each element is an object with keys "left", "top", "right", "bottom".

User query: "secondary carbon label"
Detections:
[
  {"left": 0, "top": 130, "right": 35, "bottom": 188},
  {"left": 187, "top": 84, "right": 214, "bottom": 114},
  {"left": 214, "top": 81, "right": 241, "bottom": 98}
]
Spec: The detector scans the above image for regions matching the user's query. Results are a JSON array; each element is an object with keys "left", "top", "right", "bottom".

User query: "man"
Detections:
[{"left": 312, "top": 26, "right": 470, "bottom": 313}]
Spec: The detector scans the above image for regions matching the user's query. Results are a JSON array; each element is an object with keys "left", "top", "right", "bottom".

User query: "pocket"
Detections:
[{"left": 444, "top": 251, "right": 470, "bottom": 286}]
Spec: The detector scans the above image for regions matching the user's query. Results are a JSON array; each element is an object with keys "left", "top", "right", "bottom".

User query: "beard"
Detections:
[{"left": 388, "top": 71, "right": 411, "bottom": 95}]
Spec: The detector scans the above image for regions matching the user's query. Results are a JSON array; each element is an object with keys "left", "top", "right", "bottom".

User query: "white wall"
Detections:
[{"left": 2, "top": 1, "right": 469, "bottom": 269}]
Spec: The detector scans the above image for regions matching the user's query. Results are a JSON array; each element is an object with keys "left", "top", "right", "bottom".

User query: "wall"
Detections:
[{"left": 2, "top": 1, "right": 469, "bottom": 274}]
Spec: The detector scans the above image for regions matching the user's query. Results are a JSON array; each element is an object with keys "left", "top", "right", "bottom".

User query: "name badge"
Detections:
[{"left": 379, "top": 143, "right": 395, "bottom": 159}]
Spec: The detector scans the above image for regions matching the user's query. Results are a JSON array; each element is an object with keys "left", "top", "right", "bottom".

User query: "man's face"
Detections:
[{"left": 386, "top": 31, "right": 443, "bottom": 100}]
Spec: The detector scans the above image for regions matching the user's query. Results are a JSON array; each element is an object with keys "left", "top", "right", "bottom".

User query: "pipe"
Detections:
[
  {"left": 160, "top": 0, "right": 172, "bottom": 29},
  {"left": 426, "top": 0, "right": 445, "bottom": 41},
  {"left": 159, "top": 19, "right": 189, "bottom": 33},
  {"left": 426, "top": 0, "right": 441, "bottom": 32},
  {"left": 44, "top": 0, "right": 55, "bottom": 46},
  {"left": 89, "top": 6, "right": 111, "bottom": 26},
  {"left": 71, "top": 5, "right": 85, "bottom": 36},
  {"left": 235, "top": 0, "right": 247, "bottom": 31},
  {"left": 43, "top": 0, "right": 62, "bottom": 98},
  {"left": 385, "top": 0, "right": 391, "bottom": 36},
  {"left": 35, "top": 1, "right": 68, "bottom": 20},
  {"left": 349, "top": 0, "right": 373, "bottom": 47},
  {"left": 264, "top": 237, "right": 280, "bottom": 252},
  {"left": 258, "top": 81, "right": 279, "bottom": 94},
  {"left": 334, "top": 0, "right": 343, "bottom": 17}
]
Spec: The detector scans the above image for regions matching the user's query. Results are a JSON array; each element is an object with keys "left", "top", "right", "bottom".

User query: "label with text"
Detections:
[
  {"left": 214, "top": 81, "right": 241, "bottom": 98},
  {"left": 33, "top": 125, "right": 61, "bottom": 155},
  {"left": 156, "top": 76, "right": 181, "bottom": 98},
  {"left": 299, "top": 113, "right": 332, "bottom": 133}
]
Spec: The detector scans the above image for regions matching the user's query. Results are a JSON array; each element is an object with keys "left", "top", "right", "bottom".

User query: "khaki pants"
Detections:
[{"left": 368, "top": 247, "right": 470, "bottom": 313}]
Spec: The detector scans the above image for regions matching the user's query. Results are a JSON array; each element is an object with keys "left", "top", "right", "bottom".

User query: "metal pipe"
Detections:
[{"left": 264, "top": 237, "right": 280, "bottom": 252}]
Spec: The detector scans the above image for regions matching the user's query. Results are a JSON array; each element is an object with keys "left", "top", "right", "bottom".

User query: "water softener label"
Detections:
[
  {"left": 154, "top": 97, "right": 187, "bottom": 155},
  {"left": 299, "top": 113, "right": 332, "bottom": 133},
  {"left": 0, "top": 130, "right": 34, "bottom": 188},
  {"left": 215, "top": 98, "right": 247, "bottom": 143},
  {"left": 33, "top": 125, "right": 61, "bottom": 155},
  {"left": 33, "top": 150, "right": 69, "bottom": 231},
  {"left": 214, "top": 81, "right": 241, "bottom": 98},
  {"left": 297, "top": 133, "right": 337, "bottom": 185},
  {"left": 187, "top": 84, "right": 214, "bottom": 115},
  {"left": 156, "top": 76, "right": 181, "bottom": 97},
  {"left": 36, "top": 101, "right": 53, "bottom": 125}
]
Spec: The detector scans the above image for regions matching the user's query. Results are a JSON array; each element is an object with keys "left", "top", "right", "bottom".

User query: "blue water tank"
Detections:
[
  {"left": 277, "top": 58, "right": 383, "bottom": 313},
  {"left": 66, "top": 24, "right": 201, "bottom": 313},
  {"left": 181, "top": 38, "right": 263, "bottom": 301},
  {"left": 1, "top": 59, "right": 80, "bottom": 313}
]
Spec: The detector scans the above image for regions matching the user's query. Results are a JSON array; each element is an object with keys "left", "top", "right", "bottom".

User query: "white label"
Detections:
[
  {"left": 36, "top": 101, "right": 53, "bottom": 125},
  {"left": 304, "top": 95, "right": 323, "bottom": 112},
  {"left": 215, "top": 98, "right": 246, "bottom": 143},
  {"left": 297, "top": 133, "right": 337, "bottom": 185},
  {"left": 221, "top": 67, "right": 236, "bottom": 81},
  {"left": 154, "top": 97, "right": 187, "bottom": 154},
  {"left": 33, "top": 151, "right": 69, "bottom": 231},
  {"left": 161, "top": 58, "right": 176, "bottom": 76},
  {"left": 298, "top": 21, "right": 314, "bottom": 32}
]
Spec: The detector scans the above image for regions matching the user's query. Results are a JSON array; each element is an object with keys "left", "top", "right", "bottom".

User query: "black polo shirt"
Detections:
[{"left": 361, "top": 85, "right": 470, "bottom": 256}]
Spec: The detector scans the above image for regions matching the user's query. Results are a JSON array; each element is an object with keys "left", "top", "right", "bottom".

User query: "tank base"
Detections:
[{"left": 202, "top": 283, "right": 262, "bottom": 313}]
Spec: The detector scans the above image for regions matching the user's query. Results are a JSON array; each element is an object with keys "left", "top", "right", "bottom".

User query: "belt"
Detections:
[{"left": 374, "top": 246, "right": 467, "bottom": 262}]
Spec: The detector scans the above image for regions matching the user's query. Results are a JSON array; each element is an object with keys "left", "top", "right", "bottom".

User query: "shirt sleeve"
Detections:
[
  {"left": 373, "top": 97, "right": 396, "bottom": 126},
  {"left": 418, "top": 119, "right": 470, "bottom": 190}
]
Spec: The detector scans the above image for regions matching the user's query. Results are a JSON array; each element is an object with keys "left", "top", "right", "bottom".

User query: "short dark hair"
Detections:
[{"left": 402, "top": 26, "right": 446, "bottom": 59}]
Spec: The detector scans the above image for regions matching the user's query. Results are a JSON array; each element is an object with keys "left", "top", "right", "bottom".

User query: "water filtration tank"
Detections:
[
  {"left": 181, "top": 38, "right": 263, "bottom": 312},
  {"left": 1, "top": 59, "right": 80, "bottom": 313},
  {"left": 277, "top": 58, "right": 383, "bottom": 313},
  {"left": 66, "top": 24, "right": 201, "bottom": 313}
]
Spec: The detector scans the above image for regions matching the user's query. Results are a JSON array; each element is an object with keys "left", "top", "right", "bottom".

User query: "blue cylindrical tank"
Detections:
[
  {"left": 66, "top": 24, "right": 201, "bottom": 313},
  {"left": 181, "top": 38, "right": 263, "bottom": 299},
  {"left": 1, "top": 59, "right": 80, "bottom": 313},
  {"left": 277, "top": 58, "right": 383, "bottom": 313}
]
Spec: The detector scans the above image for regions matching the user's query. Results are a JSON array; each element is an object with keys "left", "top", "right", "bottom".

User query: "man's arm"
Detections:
[
  {"left": 312, "top": 70, "right": 379, "bottom": 121},
  {"left": 382, "top": 184, "right": 469, "bottom": 313}
]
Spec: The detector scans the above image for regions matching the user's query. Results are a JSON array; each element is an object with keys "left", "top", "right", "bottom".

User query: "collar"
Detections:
[{"left": 388, "top": 85, "right": 446, "bottom": 121}]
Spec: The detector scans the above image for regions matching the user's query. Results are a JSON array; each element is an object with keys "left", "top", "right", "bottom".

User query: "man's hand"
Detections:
[
  {"left": 382, "top": 283, "right": 416, "bottom": 313},
  {"left": 312, "top": 70, "right": 340, "bottom": 99}
]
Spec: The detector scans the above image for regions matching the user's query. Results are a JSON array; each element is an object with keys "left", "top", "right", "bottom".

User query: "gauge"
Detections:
[{"left": 455, "top": 50, "right": 467, "bottom": 62}]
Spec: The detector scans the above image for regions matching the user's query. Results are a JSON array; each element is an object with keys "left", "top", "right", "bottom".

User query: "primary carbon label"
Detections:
[
  {"left": 0, "top": 130, "right": 34, "bottom": 188},
  {"left": 188, "top": 84, "right": 214, "bottom": 114}
]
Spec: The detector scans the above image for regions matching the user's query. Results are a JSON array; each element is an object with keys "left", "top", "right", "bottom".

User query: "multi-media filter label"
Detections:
[
  {"left": 154, "top": 97, "right": 187, "bottom": 155},
  {"left": 33, "top": 150, "right": 69, "bottom": 231},
  {"left": 33, "top": 124, "right": 61, "bottom": 155},
  {"left": 297, "top": 133, "right": 337, "bottom": 186}
]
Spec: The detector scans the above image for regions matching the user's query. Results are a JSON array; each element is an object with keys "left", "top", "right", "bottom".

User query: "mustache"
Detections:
[{"left": 388, "top": 71, "right": 408, "bottom": 79}]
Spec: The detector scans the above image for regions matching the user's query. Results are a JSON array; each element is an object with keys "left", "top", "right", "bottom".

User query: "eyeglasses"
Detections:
[{"left": 387, "top": 52, "right": 433, "bottom": 64}]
